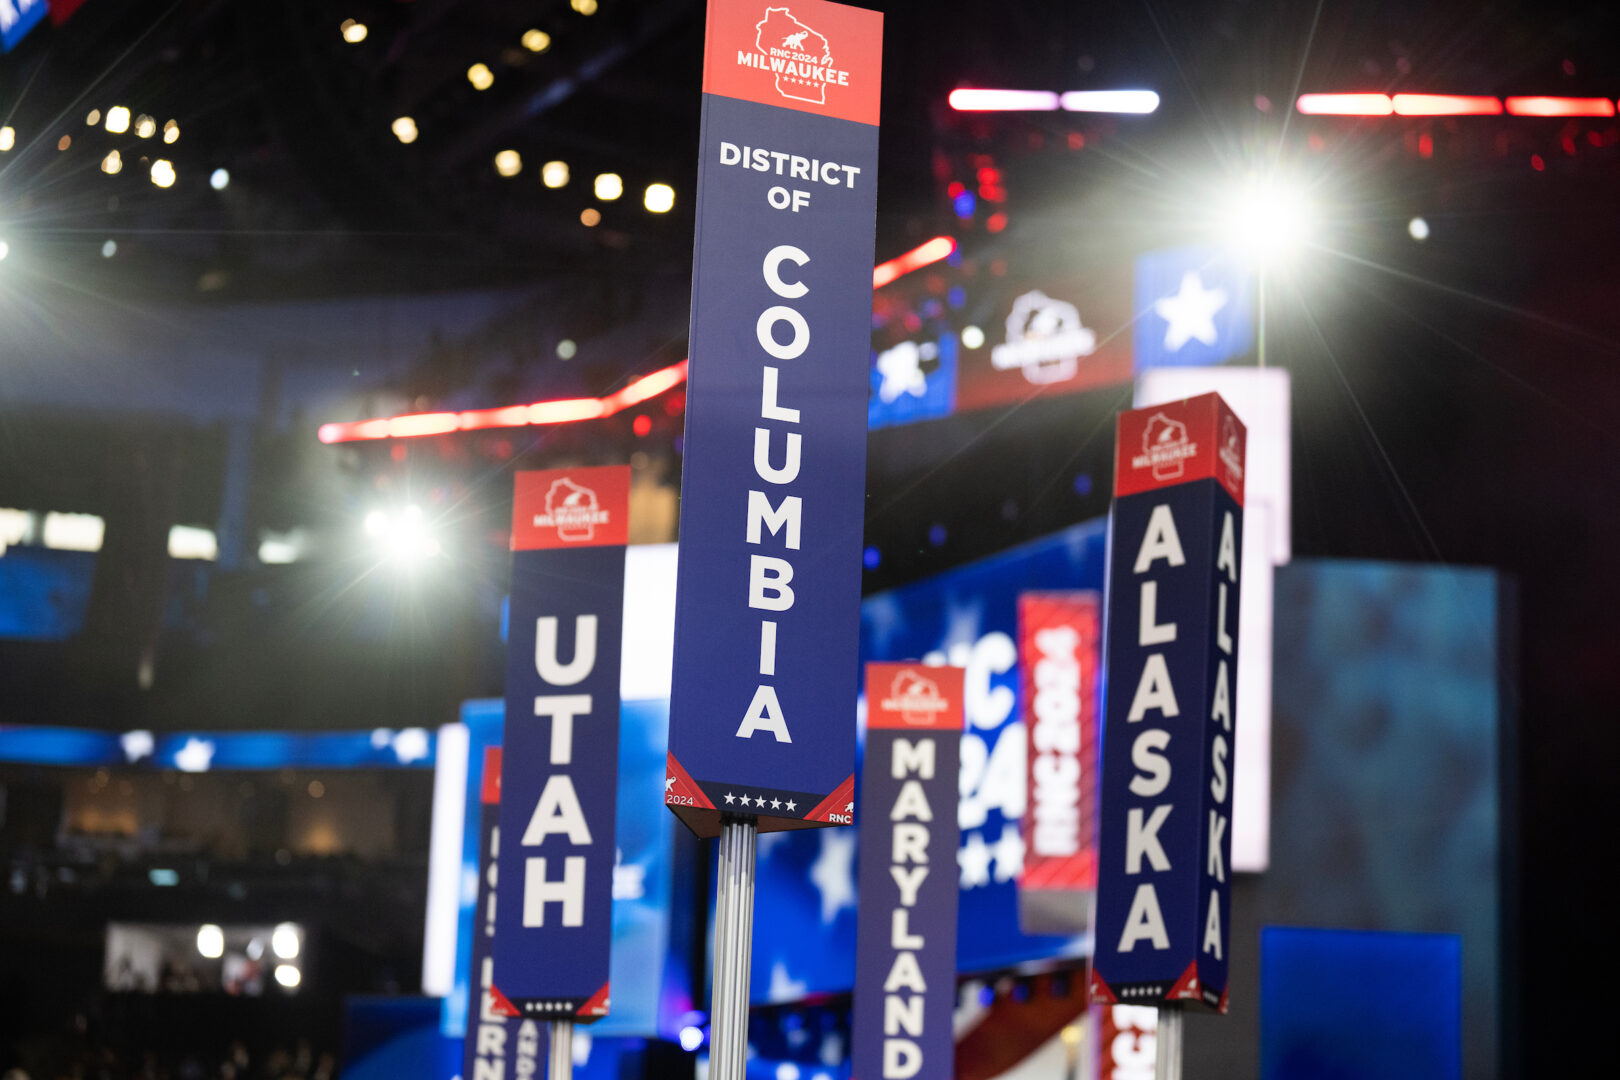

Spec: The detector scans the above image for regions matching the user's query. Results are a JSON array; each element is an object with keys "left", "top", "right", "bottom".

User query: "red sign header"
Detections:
[
  {"left": 511, "top": 465, "right": 631, "bottom": 551},
  {"left": 865, "top": 662, "right": 964, "bottom": 731},
  {"left": 702, "top": 0, "right": 884, "bottom": 126},
  {"left": 1113, "top": 391, "right": 1247, "bottom": 506}
]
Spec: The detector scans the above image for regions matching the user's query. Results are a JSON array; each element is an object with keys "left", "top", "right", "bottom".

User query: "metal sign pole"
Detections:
[
  {"left": 548, "top": 1019, "right": 574, "bottom": 1080},
  {"left": 708, "top": 815, "right": 758, "bottom": 1080},
  {"left": 1155, "top": 1007, "right": 1182, "bottom": 1080}
]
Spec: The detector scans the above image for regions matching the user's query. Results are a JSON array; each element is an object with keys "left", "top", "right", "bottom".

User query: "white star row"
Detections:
[
  {"left": 523, "top": 1000, "right": 576, "bottom": 1014},
  {"left": 721, "top": 791, "right": 796, "bottom": 812},
  {"left": 1118, "top": 985, "right": 1162, "bottom": 999}
]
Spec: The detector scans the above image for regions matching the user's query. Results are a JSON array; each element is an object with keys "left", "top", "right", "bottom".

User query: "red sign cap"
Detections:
[
  {"left": 865, "top": 662, "right": 965, "bottom": 731},
  {"left": 511, "top": 465, "right": 631, "bottom": 550},
  {"left": 1113, "top": 392, "right": 1246, "bottom": 506},
  {"left": 703, "top": 0, "right": 884, "bottom": 126}
]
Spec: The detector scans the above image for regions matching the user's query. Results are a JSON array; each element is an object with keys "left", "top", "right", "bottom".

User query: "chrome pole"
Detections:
[
  {"left": 1154, "top": 1007, "right": 1182, "bottom": 1080},
  {"left": 548, "top": 1019, "right": 573, "bottom": 1080},
  {"left": 708, "top": 816, "right": 758, "bottom": 1080}
]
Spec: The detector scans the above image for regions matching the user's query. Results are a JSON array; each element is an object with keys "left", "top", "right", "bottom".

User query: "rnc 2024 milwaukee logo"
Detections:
[
  {"left": 1132, "top": 413, "right": 1198, "bottom": 481},
  {"left": 531, "top": 477, "right": 610, "bottom": 543},
  {"left": 880, "top": 669, "right": 949, "bottom": 726},
  {"left": 734, "top": 7, "right": 852, "bottom": 106}
]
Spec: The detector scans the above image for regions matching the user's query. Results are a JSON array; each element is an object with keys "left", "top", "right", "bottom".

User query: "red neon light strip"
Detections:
[
  {"left": 1295, "top": 93, "right": 1392, "bottom": 116},
  {"left": 1504, "top": 96, "right": 1615, "bottom": 117},
  {"left": 323, "top": 237, "right": 960, "bottom": 445},
  {"left": 872, "top": 236, "right": 956, "bottom": 289},
  {"left": 947, "top": 88, "right": 1060, "bottom": 112},
  {"left": 317, "top": 362, "right": 687, "bottom": 444},
  {"left": 1392, "top": 94, "right": 1502, "bottom": 116}
]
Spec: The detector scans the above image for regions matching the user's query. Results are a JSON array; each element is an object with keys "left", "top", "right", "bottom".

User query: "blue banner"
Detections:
[
  {"left": 1092, "top": 394, "right": 1245, "bottom": 1012},
  {"left": 851, "top": 663, "right": 963, "bottom": 1080},
  {"left": 493, "top": 467, "right": 628, "bottom": 1020},
  {"left": 463, "top": 748, "right": 547, "bottom": 1080},
  {"left": 664, "top": 0, "right": 883, "bottom": 837},
  {"left": 1, "top": 0, "right": 48, "bottom": 53},
  {"left": 0, "top": 725, "right": 436, "bottom": 769}
]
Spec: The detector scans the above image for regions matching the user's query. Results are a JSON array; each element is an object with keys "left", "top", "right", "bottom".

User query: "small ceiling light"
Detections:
[
  {"left": 541, "top": 160, "right": 570, "bottom": 188},
  {"left": 494, "top": 149, "right": 522, "bottom": 177},
  {"left": 102, "top": 239, "right": 117, "bottom": 258},
  {"left": 197, "top": 924, "right": 225, "bottom": 960},
  {"left": 643, "top": 182, "right": 675, "bottom": 213},
  {"left": 1408, "top": 216, "right": 1430, "bottom": 242},
  {"left": 0, "top": 240, "right": 9, "bottom": 262},
  {"left": 163, "top": 120, "right": 180, "bottom": 144},
  {"left": 210, "top": 168, "right": 230, "bottom": 190},
  {"left": 391, "top": 116, "right": 418, "bottom": 144},
  {"left": 86, "top": 109, "right": 101, "bottom": 126},
  {"left": 522, "top": 29, "right": 551, "bottom": 53},
  {"left": 272, "top": 923, "right": 301, "bottom": 960},
  {"left": 105, "top": 106, "right": 131, "bottom": 134},
  {"left": 274, "top": 965, "right": 301, "bottom": 989},
  {"left": 0, "top": 126, "right": 13, "bottom": 152},
  {"left": 571, "top": 0, "right": 599, "bottom": 14},
  {"left": 593, "top": 172, "right": 622, "bottom": 201},
  {"left": 101, "top": 150, "right": 123, "bottom": 174},
  {"left": 150, "top": 159, "right": 177, "bottom": 188},
  {"left": 57, "top": 135, "right": 71, "bottom": 151},
  {"left": 961, "top": 325, "right": 985, "bottom": 349},
  {"left": 135, "top": 115, "right": 156, "bottom": 139},
  {"left": 557, "top": 339, "right": 578, "bottom": 359},
  {"left": 340, "top": 19, "right": 368, "bottom": 44},
  {"left": 580, "top": 207, "right": 601, "bottom": 227},
  {"left": 467, "top": 63, "right": 495, "bottom": 91}
]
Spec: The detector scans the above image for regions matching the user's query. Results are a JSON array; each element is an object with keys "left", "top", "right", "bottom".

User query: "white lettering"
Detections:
[
  {"left": 1125, "top": 805, "right": 1172, "bottom": 874},
  {"left": 756, "top": 305, "right": 810, "bottom": 360},
  {"left": 762, "top": 244, "right": 810, "bottom": 299},
  {"left": 746, "top": 490, "right": 802, "bottom": 549},
  {"left": 1117, "top": 883, "right": 1171, "bottom": 952},
  {"left": 753, "top": 427, "right": 802, "bottom": 484},
  {"left": 1128, "top": 729, "right": 1172, "bottom": 797},
  {"left": 521, "top": 774, "right": 592, "bottom": 846},
  {"left": 1133, "top": 504, "right": 1187, "bottom": 573},
  {"left": 736, "top": 684, "right": 792, "bottom": 742},
  {"left": 534, "top": 615, "right": 597, "bottom": 686},
  {"left": 1126, "top": 653, "right": 1180, "bottom": 721},
  {"left": 533, "top": 694, "right": 592, "bottom": 766},
  {"left": 748, "top": 554, "right": 795, "bottom": 611},
  {"left": 522, "top": 855, "right": 586, "bottom": 927}
]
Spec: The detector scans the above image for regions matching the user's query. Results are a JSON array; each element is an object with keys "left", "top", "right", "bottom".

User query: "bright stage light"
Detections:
[
  {"left": 522, "top": 29, "right": 551, "bottom": 53},
  {"left": 150, "top": 159, "right": 176, "bottom": 188},
  {"left": 197, "top": 924, "right": 225, "bottom": 959},
  {"left": 1295, "top": 93, "right": 1392, "bottom": 116},
  {"left": 0, "top": 126, "right": 13, "bottom": 151},
  {"left": 468, "top": 63, "right": 494, "bottom": 91},
  {"left": 102, "top": 239, "right": 117, "bottom": 258},
  {"left": 961, "top": 325, "right": 985, "bottom": 349},
  {"left": 571, "top": 0, "right": 598, "bottom": 14},
  {"left": 594, "top": 172, "right": 623, "bottom": 200},
  {"left": 105, "top": 106, "right": 131, "bottom": 133},
  {"left": 948, "top": 88, "right": 1060, "bottom": 112},
  {"left": 274, "top": 965, "right": 301, "bottom": 989},
  {"left": 0, "top": 240, "right": 8, "bottom": 262},
  {"left": 1060, "top": 90, "right": 1159, "bottom": 114},
  {"left": 86, "top": 109, "right": 101, "bottom": 126},
  {"left": 644, "top": 182, "right": 675, "bottom": 213},
  {"left": 1408, "top": 216, "right": 1430, "bottom": 241},
  {"left": 210, "top": 168, "right": 230, "bottom": 190},
  {"left": 391, "top": 116, "right": 418, "bottom": 144},
  {"left": 272, "top": 923, "right": 301, "bottom": 960},
  {"left": 580, "top": 207, "right": 601, "bottom": 227},
  {"left": 135, "top": 114, "right": 156, "bottom": 139},
  {"left": 102, "top": 150, "right": 122, "bottom": 174},
  {"left": 495, "top": 149, "right": 522, "bottom": 177},
  {"left": 678, "top": 1027, "right": 704, "bottom": 1052},
  {"left": 1505, "top": 96, "right": 1615, "bottom": 118},
  {"left": 1392, "top": 94, "right": 1500, "bottom": 116},
  {"left": 541, "top": 160, "right": 569, "bottom": 188},
  {"left": 1222, "top": 179, "right": 1317, "bottom": 262},
  {"left": 341, "top": 19, "right": 368, "bottom": 44},
  {"left": 367, "top": 505, "right": 442, "bottom": 565},
  {"left": 163, "top": 120, "right": 180, "bottom": 144}
]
